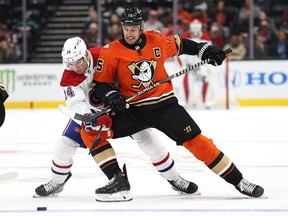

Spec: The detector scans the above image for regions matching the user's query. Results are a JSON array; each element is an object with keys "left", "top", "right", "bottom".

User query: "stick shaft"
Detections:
[
  {"left": 88, "top": 125, "right": 103, "bottom": 155},
  {"left": 71, "top": 48, "right": 232, "bottom": 121}
]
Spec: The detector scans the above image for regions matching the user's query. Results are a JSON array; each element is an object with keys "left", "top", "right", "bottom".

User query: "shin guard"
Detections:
[
  {"left": 183, "top": 134, "right": 242, "bottom": 185},
  {"left": 183, "top": 134, "right": 220, "bottom": 166}
]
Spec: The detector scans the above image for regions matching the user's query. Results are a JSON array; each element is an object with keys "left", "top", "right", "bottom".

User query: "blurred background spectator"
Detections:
[
  {"left": 209, "top": 22, "right": 225, "bottom": 48},
  {"left": 83, "top": 6, "right": 98, "bottom": 34},
  {"left": 223, "top": 34, "right": 247, "bottom": 60},
  {"left": 82, "top": 22, "right": 101, "bottom": 48},
  {"left": 269, "top": 29, "right": 288, "bottom": 59},
  {"left": 144, "top": 10, "right": 164, "bottom": 32},
  {"left": 191, "top": 4, "right": 208, "bottom": 25},
  {"left": 253, "top": 34, "right": 270, "bottom": 59},
  {"left": 12, "top": 10, "right": 39, "bottom": 60},
  {"left": 103, "top": 12, "right": 122, "bottom": 44},
  {"left": 0, "top": 24, "right": 21, "bottom": 63},
  {"left": 0, "top": 36, "right": 21, "bottom": 63}
]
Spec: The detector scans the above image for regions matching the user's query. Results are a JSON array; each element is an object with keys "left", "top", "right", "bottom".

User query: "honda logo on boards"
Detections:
[
  {"left": 246, "top": 72, "right": 287, "bottom": 85},
  {"left": 219, "top": 70, "right": 288, "bottom": 88}
]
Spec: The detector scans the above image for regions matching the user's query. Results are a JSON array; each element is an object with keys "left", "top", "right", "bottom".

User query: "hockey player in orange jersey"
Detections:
[
  {"left": 34, "top": 37, "right": 198, "bottom": 202},
  {"left": 86, "top": 8, "right": 265, "bottom": 201}
]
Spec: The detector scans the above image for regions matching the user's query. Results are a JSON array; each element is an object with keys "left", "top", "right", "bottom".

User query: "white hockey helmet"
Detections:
[
  {"left": 62, "top": 37, "right": 87, "bottom": 65},
  {"left": 190, "top": 19, "right": 203, "bottom": 39}
]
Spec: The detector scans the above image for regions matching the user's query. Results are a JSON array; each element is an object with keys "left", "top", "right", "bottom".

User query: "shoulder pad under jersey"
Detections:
[{"left": 60, "top": 70, "right": 86, "bottom": 87}]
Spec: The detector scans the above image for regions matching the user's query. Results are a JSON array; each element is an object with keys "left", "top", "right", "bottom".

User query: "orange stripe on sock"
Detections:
[
  {"left": 101, "top": 161, "right": 117, "bottom": 170},
  {"left": 221, "top": 164, "right": 235, "bottom": 178}
]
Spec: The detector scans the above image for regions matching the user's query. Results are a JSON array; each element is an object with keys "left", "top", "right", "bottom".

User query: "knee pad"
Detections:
[
  {"left": 183, "top": 134, "right": 220, "bottom": 166},
  {"left": 132, "top": 129, "right": 168, "bottom": 160},
  {"left": 132, "top": 129, "right": 177, "bottom": 180}
]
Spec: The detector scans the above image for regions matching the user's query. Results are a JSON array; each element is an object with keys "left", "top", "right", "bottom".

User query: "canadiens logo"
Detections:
[
  {"left": 73, "top": 127, "right": 81, "bottom": 134},
  {"left": 128, "top": 59, "right": 157, "bottom": 88}
]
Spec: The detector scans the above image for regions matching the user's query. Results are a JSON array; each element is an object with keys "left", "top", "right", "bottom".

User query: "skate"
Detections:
[
  {"left": 33, "top": 172, "right": 72, "bottom": 198},
  {"left": 168, "top": 175, "right": 200, "bottom": 195},
  {"left": 235, "top": 178, "right": 264, "bottom": 198},
  {"left": 95, "top": 164, "right": 132, "bottom": 202}
]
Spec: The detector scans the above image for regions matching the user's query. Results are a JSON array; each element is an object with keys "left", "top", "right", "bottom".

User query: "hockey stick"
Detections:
[
  {"left": 59, "top": 48, "right": 232, "bottom": 122},
  {"left": 88, "top": 125, "right": 103, "bottom": 155},
  {"left": 0, "top": 172, "right": 18, "bottom": 182},
  {"left": 58, "top": 103, "right": 108, "bottom": 149}
]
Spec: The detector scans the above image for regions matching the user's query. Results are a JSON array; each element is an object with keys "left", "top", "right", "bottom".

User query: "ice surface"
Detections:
[{"left": 0, "top": 107, "right": 288, "bottom": 216}]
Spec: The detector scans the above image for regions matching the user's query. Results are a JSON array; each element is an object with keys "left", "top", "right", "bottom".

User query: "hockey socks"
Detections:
[
  {"left": 90, "top": 142, "right": 121, "bottom": 179},
  {"left": 183, "top": 134, "right": 265, "bottom": 197}
]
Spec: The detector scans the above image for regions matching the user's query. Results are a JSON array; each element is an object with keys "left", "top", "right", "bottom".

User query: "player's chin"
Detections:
[
  {"left": 125, "top": 38, "right": 136, "bottom": 45},
  {"left": 74, "top": 68, "right": 85, "bottom": 75}
]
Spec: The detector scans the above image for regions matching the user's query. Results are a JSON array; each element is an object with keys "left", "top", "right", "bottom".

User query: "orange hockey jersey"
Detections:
[{"left": 93, "top": 30, "right": 183, "bottom": 109}]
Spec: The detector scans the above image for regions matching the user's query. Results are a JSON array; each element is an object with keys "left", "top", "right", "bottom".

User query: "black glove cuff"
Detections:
[{"left": 105, "top": 90, "right": 118, "bottom": 98}]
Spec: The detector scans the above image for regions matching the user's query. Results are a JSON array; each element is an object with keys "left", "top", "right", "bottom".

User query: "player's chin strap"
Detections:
[{"left": 59, "top": 48, "right": 232, "bottom": 122}]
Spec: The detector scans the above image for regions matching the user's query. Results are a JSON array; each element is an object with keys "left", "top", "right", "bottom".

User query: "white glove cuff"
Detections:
[{"left": 197, "top": 43, "right": 210, "bottom": 60}]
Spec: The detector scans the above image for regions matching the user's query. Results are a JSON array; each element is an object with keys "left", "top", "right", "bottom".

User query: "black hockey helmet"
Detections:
[{"left": 120, "top": 8, "right": 143, "bottom": 26}]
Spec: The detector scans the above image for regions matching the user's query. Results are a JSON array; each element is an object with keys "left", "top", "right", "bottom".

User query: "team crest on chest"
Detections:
[{"left": 128, "top": 59, "right": 157, "bottom": 88}]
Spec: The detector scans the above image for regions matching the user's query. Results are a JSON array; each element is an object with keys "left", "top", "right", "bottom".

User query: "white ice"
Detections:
[{"left": 0, "top": 107, "right": 288, "bottom": 216}]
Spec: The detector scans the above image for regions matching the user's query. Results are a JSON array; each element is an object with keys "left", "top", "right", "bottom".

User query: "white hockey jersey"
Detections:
[{"left": 60, "top": 47, "right": 104, "bottom": 124}]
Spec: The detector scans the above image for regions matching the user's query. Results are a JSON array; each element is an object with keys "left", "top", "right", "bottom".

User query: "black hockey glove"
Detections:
[
  {"left": 102, "top": 90, "right": 127, "bottom": 112},
  {"left": 198, "top": 42, "right": 226, "bottom": 66},
  {"left": 0, "top": 82, "right": 9, "bottom": 103}
]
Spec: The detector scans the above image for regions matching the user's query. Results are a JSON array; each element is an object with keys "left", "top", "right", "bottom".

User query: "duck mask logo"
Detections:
[{"left": 128, "top": 59, "right": 157, "bottom": 88}]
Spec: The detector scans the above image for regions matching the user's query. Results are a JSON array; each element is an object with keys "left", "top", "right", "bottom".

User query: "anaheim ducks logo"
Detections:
[{"left": 128, "top": 59, "right": 157, "bottom": 88}]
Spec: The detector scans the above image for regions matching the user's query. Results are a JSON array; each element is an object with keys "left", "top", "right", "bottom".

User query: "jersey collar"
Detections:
[{"left": 119, "top": 33, "right": 146, "bottom": 51}]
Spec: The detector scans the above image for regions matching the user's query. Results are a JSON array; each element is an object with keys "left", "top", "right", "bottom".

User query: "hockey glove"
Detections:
[
  {"left": 197, "top": 42, "right": 226, "bottom": 66},
  {"left": 102, "top": 90, "right": 128, "bottom": 112},
  {"left": 0, "top": 81, "right": 9, "bottom": 103},
  {"left": 83, "top": 114, "right": 112, "bottom": 132}
]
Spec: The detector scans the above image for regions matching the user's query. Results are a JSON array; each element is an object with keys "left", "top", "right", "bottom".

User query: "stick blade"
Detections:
[
  {"left": 58, "top": 104, "right": 76, "bottom": 119},
  {"left": 58, "top": 104, "right": 96, "bottom": 121},
  {"left": 0, "top": 172, "right": 18, "bottom": 182}
]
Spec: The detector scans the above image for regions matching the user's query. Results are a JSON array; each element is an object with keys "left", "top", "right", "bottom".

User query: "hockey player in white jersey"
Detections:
[
  {"left": 34, "top": 37, "right": 198, "bottom": 201},
  {"left": 178, "top": 20, "right": 216, "bottom": 109}
]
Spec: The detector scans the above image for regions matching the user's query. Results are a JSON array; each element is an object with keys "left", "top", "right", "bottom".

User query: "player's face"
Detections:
[
  {"left": 68, "top": 57, "right": 88, "bottom": 75},
  {"left": 122, "top": 25, "right": 141, "bottom": 45}
]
